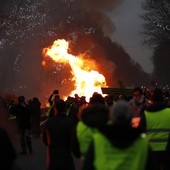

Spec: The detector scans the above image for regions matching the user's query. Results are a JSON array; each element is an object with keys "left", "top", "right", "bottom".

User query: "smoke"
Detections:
[
  {"left": 71, "top": 0, "right": 123, "bottom": 35},
  {"left": 0, "top": 0, "right": 150, "bottom": 105}
]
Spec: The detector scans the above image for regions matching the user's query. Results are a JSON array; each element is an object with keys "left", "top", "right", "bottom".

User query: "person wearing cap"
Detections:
[
  {"left": 83, "top": 101, "right": 155, "bottom": 170},
  {"left": 144, "top": 88, "right": 170, "bottom": 170}
]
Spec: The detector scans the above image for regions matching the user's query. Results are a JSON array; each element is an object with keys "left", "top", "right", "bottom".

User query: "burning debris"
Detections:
[
  {"left": 0, "top": 0, "right": 151, "bottom": 102},
  {"left": 42, "top": 39, "right": 107, "bottom": 100}
]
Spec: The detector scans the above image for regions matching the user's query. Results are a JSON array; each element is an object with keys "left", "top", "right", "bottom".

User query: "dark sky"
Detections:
[
  {"left": 110, "top": 0, "right": 154, "bottom": 73},
  {"left": 0, "top": 0, "right": 153, "bottom": 73},
  {"left": 0, "top": 0, "right": 153, "bottom": 100}
]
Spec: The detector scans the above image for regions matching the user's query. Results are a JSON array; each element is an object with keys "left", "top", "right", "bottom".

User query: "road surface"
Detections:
[{"left": 14, "top": 135, "right": 82, "bottom": 170}]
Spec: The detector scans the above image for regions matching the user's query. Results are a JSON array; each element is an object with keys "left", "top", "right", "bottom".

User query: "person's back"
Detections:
[
  {"left": 45, "top": 113, "right": 72, "bottom": 151},
  {"left": 42, "top": 99, "right": 75, "bottom": 170},
  {"left": 13, "top": 96, "right": 32, "bottom": 154},
  {"left": 76, "top": 103, "right": 108, "bottom": 158},
  {"left": 28, "top": 97, "right": 41, "bottom": 137},
  {"left": 76, "top": 120, "right": 94, "bottom": 156},
  {"left": 0, "top": 100, "right": 17, "bottom": 170},
  {"left": 0, "top": 128, "right": 17, "bottom": 170},
  {"left": 144, "top": 88, "right": 170, "bottom": 169},
  {"left": 93, "top": 130, "right": 148, "bottom": 170},
  {"left": 83, "top": 101, "right": 154, "bottom": 170},
  {"left": 145, "top": 108, "right": 170, "bottom": 151},
  {"left": 14, "top": 103, "right": 31, "bottom": 130}
]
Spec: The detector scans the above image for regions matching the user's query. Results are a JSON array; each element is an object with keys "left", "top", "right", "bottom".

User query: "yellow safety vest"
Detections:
[
  {"left": 93, "top": 132, "right": 148, "bottom": 170},
  {"left": 145, "top": 108, "right": 170, "bottom": 151},
  {"left": 76, "top": 121, "right": 95, "bottom": 156}
]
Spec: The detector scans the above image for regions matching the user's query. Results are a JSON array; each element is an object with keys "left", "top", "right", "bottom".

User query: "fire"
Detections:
[
  {"left": 42, "top": 39, "right": 107, "bottom": 100},
  {"left": 41, "top": 60, "right": 46, "bottom": 66}
]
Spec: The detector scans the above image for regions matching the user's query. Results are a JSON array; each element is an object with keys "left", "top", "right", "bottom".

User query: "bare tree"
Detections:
[
  {"left": 141, "top": 0, "right": 170, "bottom": 85},
  {"left": 141, "top": 0, "right": 170, "bottom": 45},
  {"left": 151, "top": 42, "right": 170, "bottom": 85}
]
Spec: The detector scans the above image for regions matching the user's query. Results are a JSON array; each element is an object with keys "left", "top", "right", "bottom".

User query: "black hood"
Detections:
[
  {"left": 81, "top": 105, "right": 141, "bottom": 149},
  {"left": 146, "top": 101, "right": 167, "bottom": 112},
  {"left": 98, "top": 124, "right": 141, "bottom": 149}
]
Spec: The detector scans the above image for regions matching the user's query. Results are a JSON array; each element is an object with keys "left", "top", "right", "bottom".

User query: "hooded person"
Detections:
[
  {"left": 76, "top": 95, "right": 107, "bottom": 160},
  {"left": 82, "top": 101, "right": 156, "bottom": 170}
]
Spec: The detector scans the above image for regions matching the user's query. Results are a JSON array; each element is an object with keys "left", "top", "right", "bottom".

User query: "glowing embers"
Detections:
[{"left": 42, "top": 39, "right": 107, "bottom": 100}]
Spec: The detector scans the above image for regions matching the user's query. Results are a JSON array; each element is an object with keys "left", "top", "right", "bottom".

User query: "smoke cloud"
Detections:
[{"left": 0, "top": 0, "right": 150, "bottom": 105}]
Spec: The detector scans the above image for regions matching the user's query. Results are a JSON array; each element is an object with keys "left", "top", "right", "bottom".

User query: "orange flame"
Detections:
[
  {"left": 41, "top": 60, "right": 46, "bottom": 66},
  {"left": 42, "top": 39, "right": 107, "bottom": 100}
]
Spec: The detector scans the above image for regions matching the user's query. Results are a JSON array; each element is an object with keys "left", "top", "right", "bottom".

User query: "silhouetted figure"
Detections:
[
  {"left": 83, "top": 101, "right": 155, "bottom": 170},
  {"left": 0, "top": 97, "right": 19, "bottom": 170},
  {"left": 42, "top": 99, "right": 75, "bottom": 170},
  {"left": 12, "top": 96, "right": 32, "bottom": 154},
  {"left": 47, "top": 90, "right": 60, "bottom": 118},
  {"left": 28, "top": 97, "right": 41, "bottom": 138},
  {"left": 0, "top": 128, "right": 17, "bottom": 170},
  {"left": 89, "top": 92, "right": 105, "bottom": 105},
  {"left": 48, "top": 90, "right": 60, "bottom": 106}
]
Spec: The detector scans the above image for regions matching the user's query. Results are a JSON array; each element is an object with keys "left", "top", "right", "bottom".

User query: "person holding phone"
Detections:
[{"left": 47, "top": 90, "right": 60, "bottom": 118}]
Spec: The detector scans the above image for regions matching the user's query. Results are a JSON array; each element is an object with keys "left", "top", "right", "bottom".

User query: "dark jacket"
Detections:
[
  {"left": 0, "top": 128, "right": 17, "bottom": 170},
  {"left": 42, "top": 113, "right": 75, "bottom": 170},
  {"left": 12, "top": 103, "right": 31, "bottom": 130},
  {"left": 146, "top": 101, "right": 167, "bottom": 112}
]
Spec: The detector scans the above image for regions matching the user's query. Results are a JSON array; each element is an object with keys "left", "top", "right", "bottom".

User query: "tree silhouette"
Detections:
[
  {"left": 141, "top": 0, "right": 170, "bottom": 85},
  {"left": 141, "top": 0, "right": 170, "bottom": 45}
]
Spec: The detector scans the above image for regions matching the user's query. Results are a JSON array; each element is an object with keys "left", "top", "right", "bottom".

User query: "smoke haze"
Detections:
[{"left": 0, "top": 0, "right": 150, "bottom": 104}]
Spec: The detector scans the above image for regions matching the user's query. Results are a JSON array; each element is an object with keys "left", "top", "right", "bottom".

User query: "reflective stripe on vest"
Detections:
[
  {"left": 150, "top": 138, "right": 168, "bottom": 142},
  {"left": 93, "top": 132, "right": 148, "bottom": 170},
  {"left": 145, "top": 108, "right": 170, "bottom": 151},
  {"left": 147, "top": 128, "right": 170, "bottom": 132},
  {"left": 147, "top": 128, "right": 170, "bottom": 143}
]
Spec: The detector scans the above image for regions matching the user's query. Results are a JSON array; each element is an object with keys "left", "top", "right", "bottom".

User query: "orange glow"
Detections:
[
  {"left": 42, "top": 39, "right": 107, "bottom": 100},
  {"left": 41, "top": 60, "right": 46, "bottom": 66},
  {"left": 132, "top": 117, "right": 141, "bottom": 128},
  {"left": 45, "top": 102, "right": 50, "bottom": 108}
]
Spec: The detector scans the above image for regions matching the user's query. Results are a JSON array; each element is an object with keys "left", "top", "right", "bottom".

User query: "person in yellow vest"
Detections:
[
  {"left": 76, "top": 93, "right": 107, "bottom": 159},
  {"left": 83, "top": 101, "right": 155, "bottom": 170},
  {"left": 76, "top": 120, "right": 94, "bottom": 157},
  {"left": 144, "top": 88, "right": 170, "bottom": 170},
  {"left": 76, "top": 104, "right": 108, "bottom": 158}
]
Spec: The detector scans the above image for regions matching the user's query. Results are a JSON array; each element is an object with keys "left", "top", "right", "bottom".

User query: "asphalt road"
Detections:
[{"left": 14, "top": 136, "right": 82, "bottom": 170}]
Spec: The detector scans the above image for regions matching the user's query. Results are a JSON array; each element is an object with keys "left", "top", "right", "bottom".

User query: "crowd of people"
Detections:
[{"left": 0, "top": 86, "right": 170, "bottom": 170}]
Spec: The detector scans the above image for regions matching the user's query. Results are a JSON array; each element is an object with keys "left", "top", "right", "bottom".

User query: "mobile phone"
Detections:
[{"left": 53, "top": 90, "right": 59, "bottom": 94}]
